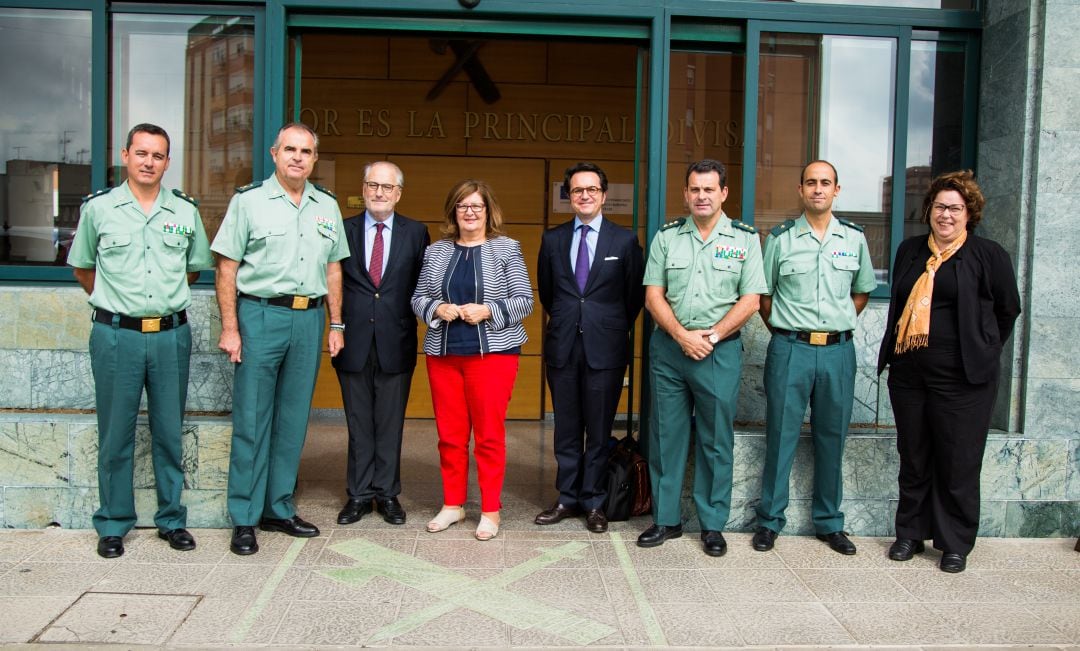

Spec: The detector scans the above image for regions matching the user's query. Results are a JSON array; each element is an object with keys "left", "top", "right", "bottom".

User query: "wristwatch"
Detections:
[{"left": 708, "top": 330, "right": 720, "bottom": 344}]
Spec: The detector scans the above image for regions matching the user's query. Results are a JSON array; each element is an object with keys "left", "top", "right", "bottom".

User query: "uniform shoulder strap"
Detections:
[
  {"left": 235, "top": 180, "right": 263, "bottom": 193},
  {"left": 836, "top": 217, "right": 865, "bottom": 232},
  {"left": 770, "top": 219, "right": 796, "bottom": 236},
  {"left": 171, "top": 188, "right": 199, "bottom": 207}
]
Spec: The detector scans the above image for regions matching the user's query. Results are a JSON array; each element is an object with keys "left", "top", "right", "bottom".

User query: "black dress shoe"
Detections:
[
  {"left": 636, "top": 524, "right": 683, "bottom": 548},
  {"left": 701, "top": 530, "right": 727, "bottom": 557},
  {"left": 158, "top": 528, "right": 196, "bottom": 551},
  {"left": 940, "top": 552, "right": 967, "bottom": 573},
  {"left": 534, "top": 503, "right": 581, "bottom": 525},
  {"left": 585, "top": 509, "right": 608, "bottom": 533},
  {"left": 376, "top": 497, "right": 407, "bottom": 525},
  {"left": 888, "top": 538, "right": 925, "bottom": 561},
  {"left": 817, "top": 531, "right": 857, "bottom": 555},
  {"left": 337, "top": 499, "right": 373, "bottom": 525},
  {"left": 259, "top": 515, "right": 320, "bottom": 538},
  {"left": 230, "top": 526, "right": 258, "bottom": 555},
  {"left": 97, "top": 536, "right": 124, "bottom": 559},
  {"left": 751, "top": 526, "right": 778, "bottom": 552}
]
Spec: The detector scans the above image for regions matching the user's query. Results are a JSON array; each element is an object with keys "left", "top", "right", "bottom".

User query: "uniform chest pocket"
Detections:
[
  {"left": 252, "top": 227, "right": 287, "bottom": 265},
  {"left": 314, "top": 224, "right": 339, "bottom": 259},
  {"left": 778, "top": 261, "right": 815, "bottom": 300},
  {"left": 830, "top": 256, "right": 860, "bottom": 297},
  {"left": 160, "top": 233, "right": 189, "bottom": 274},
  {"left": 665, "top": 256, "right": 691, "bottom": 284},
  {"left": 711, "top": 257, "right": 743, "bottom": 294},
  {"left": 98, "top": 232, "right": 132, "bottom": 274}
]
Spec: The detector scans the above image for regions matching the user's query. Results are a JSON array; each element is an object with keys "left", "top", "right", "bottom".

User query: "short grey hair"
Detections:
[{"left": 363, "top": 160, "right": 404, "bottom": 188}]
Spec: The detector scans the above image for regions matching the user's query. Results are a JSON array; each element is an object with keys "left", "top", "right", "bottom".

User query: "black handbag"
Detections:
[{"left": 602, "top": 434, "right": 652, "bottom": 521}]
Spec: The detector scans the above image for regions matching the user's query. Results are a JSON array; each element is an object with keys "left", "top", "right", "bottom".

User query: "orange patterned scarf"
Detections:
[{"left": 894, "top": 230, "right": 968, "bottom": 354}]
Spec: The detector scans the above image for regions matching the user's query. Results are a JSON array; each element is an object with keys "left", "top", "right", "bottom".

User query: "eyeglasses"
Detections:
[
  {"left": 932, "top": 202, "right": 966, "bottom": 217},
  {"left": 455, "top": 203, "right": 486, "bottom": 213},
  {"left": 364, "top": 181, "right": 400, "bottom": 193},
  {"left": 569, "top": 186, "right": 603, "bottom": 197}
]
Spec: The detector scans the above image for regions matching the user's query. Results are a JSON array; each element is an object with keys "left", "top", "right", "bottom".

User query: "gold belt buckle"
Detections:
[
  {"left": 808, "top": 331, "right": 829, "bottom": 346},
  {"left": 141, "top": 318, "right": 162, "bottom": 333},
  {"left": 291, "top": 296, "right": 310, "bottom": 310}
]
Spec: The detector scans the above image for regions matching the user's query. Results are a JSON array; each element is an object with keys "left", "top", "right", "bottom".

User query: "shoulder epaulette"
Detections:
[
  {"left": 770, "top": 219, "right": 796, "bottom": 236},
  {"left": 661, "top": 217, "right": 685, "bottom": 231},
  {"left": 731, "top": 219, "right": 757, "bottom": 234},
  {"left": 81, "top": 187, "right": 112, "bottom": 204},
  {"left": 235, "top": 181, "right": 263, "bottom": 194},
  {"left": 837, "top": 217, "right": 865, "bottom": 232},
  {"left": 313, "top": 183, "right": 336, "bottom": 199},
  {"left": 171, "top": 188, "right": 199, "bottom": 207}
]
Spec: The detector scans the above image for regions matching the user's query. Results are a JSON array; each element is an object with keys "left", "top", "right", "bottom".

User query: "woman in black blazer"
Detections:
[{"left": 877, "top": 170, "right": 1020, "bottom": 573}]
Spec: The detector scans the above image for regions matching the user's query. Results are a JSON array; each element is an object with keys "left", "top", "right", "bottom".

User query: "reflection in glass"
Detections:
[
  {"left": 111, "top": 14, "right": 255, "bottom": 243},
  {"left": 666, "top": 51, "right": 746, "bottom": 220},
  {"left": 755, "top": 33, "right": 895, "bottom": 281},
  {"left": 0, "top": 9, "right": 91, "bottom": 265},
  {"left": 894, "top": 41, "right": 965, "bottom": 243},
  {"left": 769, "top": 0, "right": 973, "bottom": 8}
]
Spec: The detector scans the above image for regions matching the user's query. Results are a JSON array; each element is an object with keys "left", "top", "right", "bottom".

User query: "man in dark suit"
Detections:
[
  {"left": 333, "top": 161, "right": 429, "bottom": 526},
  {"left": 535, "top": 162, "right": 645, "bottom": 533}
]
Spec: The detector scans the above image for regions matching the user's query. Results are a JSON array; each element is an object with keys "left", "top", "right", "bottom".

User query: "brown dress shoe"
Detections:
[
  {"left": 585, "top": 509, "right": 608, "bottom": 533},
  {"left": 534, "top": 503, "right": 580, "bottom": 525}
]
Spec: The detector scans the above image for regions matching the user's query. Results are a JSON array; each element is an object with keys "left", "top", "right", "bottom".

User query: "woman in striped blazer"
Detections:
[{"left": 412, "top": 179, "right": 533, "bottom": 541}]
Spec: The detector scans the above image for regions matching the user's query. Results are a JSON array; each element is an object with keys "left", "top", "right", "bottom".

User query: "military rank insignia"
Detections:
[
  {"left": 315, "top": 216, "right": 336, "bottom": 234},
  {"left": 163, "top": 222, "right": 195, "bottom": 236},
  {"left": 715, "top": 244, "right": 747, "bottom": 260}
]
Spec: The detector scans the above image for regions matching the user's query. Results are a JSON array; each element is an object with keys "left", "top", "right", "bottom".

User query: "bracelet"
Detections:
[{"left": 329, "top": 322, "right": 345, "bottom": 332}]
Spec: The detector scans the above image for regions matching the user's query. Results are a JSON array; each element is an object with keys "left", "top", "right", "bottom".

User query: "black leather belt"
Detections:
[
  {"left": 774, "top": 328, "right": 852, "bottom": 346},
  {"left": 239, "top": 293, "right": 323, "bottom": 310},
  {"left": 93, "top": 308, "right": 187, "bottom": 333}
]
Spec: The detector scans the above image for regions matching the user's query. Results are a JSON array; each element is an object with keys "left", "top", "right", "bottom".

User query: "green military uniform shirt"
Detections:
[
  {"left": 211, "top": 174, "right": 349, "bottom": 297},
  {"left": 67, "top": 181, "right": 213, "bottom": 316},
  {"left": 643, "top": 213, "right": 767, "bottom": 327},
  {"left": 763, "top": 214, "right": 877, "bottom": 332}
]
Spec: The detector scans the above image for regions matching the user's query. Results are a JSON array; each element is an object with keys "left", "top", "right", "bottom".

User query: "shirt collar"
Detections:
[
  {"left": 794, "top": 213, "right": 844, "bottom": 239},
  {"left": 117, "top": 181, "right": 170, "bottom": 215},
  {"left": 574, "top": 214, "right": 603, "bottom": 234},
  {"left": 264, "top": 173, "right": 318, "bottom": 203},
  {"left": 365, "top": 211, "right": 395, "bottom": 231}
]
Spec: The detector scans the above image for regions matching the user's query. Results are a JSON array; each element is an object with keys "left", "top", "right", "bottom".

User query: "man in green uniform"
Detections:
[
  {"left": 212, "top": 122, "right": 349, "bottom": 555},
  {"left": 640, "top": 159, "right": 766, "bottom": 557},
  {"left": 68, "top": 123, "right": 212, "bottom": 559},
  {"left": 752, "top": 160, "right": 877, "bottom": 555}
]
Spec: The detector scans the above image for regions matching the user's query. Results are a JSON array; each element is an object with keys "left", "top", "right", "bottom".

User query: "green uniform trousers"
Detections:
[
  {"left": 89, "top": 318, "right": 190, "bottom": 537},
  {"left": 757, "top": 331, "right": 855, "bottom": 534},
  {"left": 647, "top": 330, "right": 741, "bottom": 531},
  {"left": 227, "top": 299, "right": 323, "bottom": 525}
]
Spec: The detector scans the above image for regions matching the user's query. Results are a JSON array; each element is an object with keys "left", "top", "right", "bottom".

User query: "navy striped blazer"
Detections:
[{"left": 411, "top": 236, "right": 534, "bottom": 356}]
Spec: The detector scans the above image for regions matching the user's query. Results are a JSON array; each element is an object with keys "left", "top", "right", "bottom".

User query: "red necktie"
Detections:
[{"left": 370, "top": 222, "right": 385, "bottom": 287}]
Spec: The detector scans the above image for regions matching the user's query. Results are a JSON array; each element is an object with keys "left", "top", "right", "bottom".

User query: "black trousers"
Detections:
[
  {"left": 337, "top": 355, "right": 414, "bottom": 501},
  {"left": 546, "top": 334, "right": 625, "bottom": 511},
  {"left": 888, "top": 345, "right": 998, "bottom": 555}
]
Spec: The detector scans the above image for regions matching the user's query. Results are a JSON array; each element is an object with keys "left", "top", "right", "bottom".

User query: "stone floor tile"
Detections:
[
  {"left": 168, "top": 596, "right": 288, "bottom": 645},
  {"left": 193, "top": 563, "right": 311, "bottom": 600},
  {"left": 31, "top": 529, "right": 138, "bottom": 564},
  {"left": 982, "top": 569, "right": 1080, "bottom": 602},
  {"left": 91, "top": 561, "right": 215, "bottom": 594},
  {"left": 503, "top": 538, "right": 598, "bottom": 569},
  {"left": 270, "top": 599, "right": 400, "bottom": 646},
  {"left": 686, "top": 533, "right": 790, "bottom": 568},
  {"left": 316, "top": 534, "right": 417, "bottom": 567},
  {"left": 597, "top": 569, "right": 667, "bottom": 646},
  {"left": 0, "top": 530, "right": 50, "bottom": 563},
  {"left": 886, "top": 567, "right": 1014, "bottom": 602},
  {"left": 592, "top": 538, "right": 703, "bottom": 569},
  {"left": 772, "top": 535, "right": 900, "bottom": 569},
  {"left": 932, "top": 602, "right": 1077, "bottom": 644},
  {"left": 699, "top": 568, "right": 818, "bottom": 602},
  {"left": 0, "top": 595, "right": 75, "bottom": 642},
  {"left": 302, "top": 569, "right": 407, "bottom": 603},
  {"left": 0, "top": 561, "right": 113, "bottom": 596},
  {"left": 725, "top": 602, "right": 856, "bottom": 645},
  {"left": 390, "top": 600, "right": 512, "bottom": 647},
  {"left": 36, "top": 592, "right": 198, "bottom": 645},
  {"left": 1025, "top": 602, "right": 1080, "bottom": 642},
  {"left": 414, "top": 536, "right": 507, "bottom": 568},
  {"left": 632, "top": 568, "right": 713, "bottom": 602},
  {"left": 795, "top": 568, "right": 917, "bottom": 602},
  {"left": 824, "top": 601, "right": 964, "bottom": 645},
  {"left": 119, "top": 529, "right": 230, "bottom": 565},
  {"left": 965, "top": 538, "right": 1058, "bottom": 570},
  {"left": 651, "top": 602, "right": 745, "bottom": 646},
  {"left": 501, "top": 528, "right": 598, "bottom": 541},
  {"left": 505, "top": 568, "right": 612, "bottom": 606}
]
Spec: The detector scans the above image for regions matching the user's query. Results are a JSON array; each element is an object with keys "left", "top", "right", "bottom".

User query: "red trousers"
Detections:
[{"left": 426, "top": 353, "right": 519, "bottom": 512}]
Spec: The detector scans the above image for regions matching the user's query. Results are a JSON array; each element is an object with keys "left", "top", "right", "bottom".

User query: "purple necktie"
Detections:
[
  {"left": 575, "top": 224, "right": 590, "bottom": 293},
  {"left": 370, "top": 222, "right": 385, "bottom": 287}
]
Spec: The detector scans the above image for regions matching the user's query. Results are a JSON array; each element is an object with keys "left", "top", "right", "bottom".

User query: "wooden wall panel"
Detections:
[
  {"left": 547, "top": 42, "right": 638, "bottom": 88},
  {"left": 301, "top": 34, "right": 389, "bottom": 80},
  {"left": 389, "top": 37, "right": 548, "bottom": 83}
]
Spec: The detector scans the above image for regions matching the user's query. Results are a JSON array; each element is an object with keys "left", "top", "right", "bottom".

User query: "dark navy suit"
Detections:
[{"left": 538, "top": 216, "right": 644, "bottom": 510}]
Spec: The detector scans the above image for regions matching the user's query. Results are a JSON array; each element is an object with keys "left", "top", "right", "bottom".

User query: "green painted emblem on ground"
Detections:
[{"left": 321, "top": 538, "right": 616, "bottom": 644}]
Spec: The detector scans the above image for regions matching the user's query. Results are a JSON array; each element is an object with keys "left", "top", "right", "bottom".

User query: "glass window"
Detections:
[
  {"left": 771, "top": 0, "right": 974, "bottom": 8},
  {"left": 755, "top": 33, "right": 896, "bottom": 282},
  {"left": 111, "top": 13, "right": 255, "bottom": 244},
  {"left": 897, "top": 40, "right": 966, "bottom": 243},
  {"left": 667, "top": 51, "right": 747, "bottom": 221},
  {"left": 0, "top": 8, "right": 91, "bottom": 266}
]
